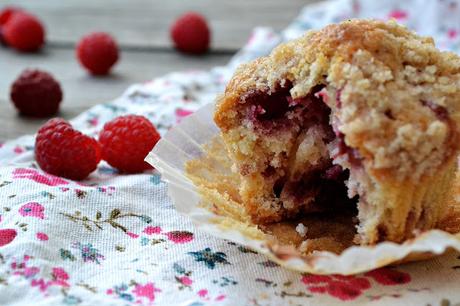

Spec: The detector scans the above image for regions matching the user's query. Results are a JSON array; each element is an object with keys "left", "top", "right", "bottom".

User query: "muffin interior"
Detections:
[
  {"left": 185, "top": 134, "right": 358, "bottom": 254},
  {"left": 235, "top": 83, "right": 360, "bottom": 224},
  {"left": 214, "top": 20, "right": 460, "bottom": 245}
]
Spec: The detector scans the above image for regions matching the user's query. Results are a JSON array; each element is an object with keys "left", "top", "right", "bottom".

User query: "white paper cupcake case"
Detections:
[{"left": 146, "top": 103, "right": 460, "bottom": 275}]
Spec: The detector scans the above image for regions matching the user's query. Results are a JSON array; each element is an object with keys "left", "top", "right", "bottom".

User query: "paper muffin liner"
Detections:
[{"left": 146, "top": 103, "right": 460, "bottom": 275}]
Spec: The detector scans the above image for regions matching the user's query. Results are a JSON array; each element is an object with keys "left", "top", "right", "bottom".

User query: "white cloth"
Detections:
[{"left": 1, "top": 1, "right": 460, "bottom": 305}]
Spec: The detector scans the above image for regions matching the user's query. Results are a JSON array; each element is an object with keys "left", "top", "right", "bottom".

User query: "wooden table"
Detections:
[{"left": 0, "top": 0, "right": 314, "bottom": 141}]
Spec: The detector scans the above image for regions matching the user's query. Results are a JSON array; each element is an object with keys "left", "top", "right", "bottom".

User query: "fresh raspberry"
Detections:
[
  {"left": 0, "top": 6, "right": 22, "bottom": 26},
  {"left": 0, "top": 7, "right": 22, "bottom": 46},
  {"left": 35, "top": 118, "right": 101, "bottom": 180},
  {"left": 171, "top": 12, "right": 210, "bottom": 54},
  {"left": 76, "top": 32, "right": 119, "bottom": 75},
  {"left": 3, "top": 12, "right": 45, "bottom": 52},
  {"left": 99, "top": 115, "right": 160, "bottom": 173},
  {"left": 10, "top": 69, "right": 63, "bottom": 117},
  {"left": 0, "top": 27, "right": 6, "bottom": 46}
]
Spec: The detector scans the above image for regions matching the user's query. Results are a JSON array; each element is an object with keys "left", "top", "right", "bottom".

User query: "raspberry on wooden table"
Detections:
[
  {"left": 76, "top": 32, "right": 119, "bottom": 75},
  {"left": 3, "top": 12, "right": 45, "bottom": 52},
  {"left": 0, "top": 27, "right": 6, "bottom": 45},
  {"left": 170, "top": 12, "right": 210, "bottom": 54},
  {"left": 35, "top": 118, "right": 101, "bottom": 180},
  {"left": 0, "top": 6, "right": 22, "bottom": 26},
  {"left": 10, "top": 69, "right": 63, "bottom": 117},
  {"left": 99, "top": 115, "right": 161, "bottom": 173},
  {"left": 0, "top": 6, "right": 22, "bottom": 45}
]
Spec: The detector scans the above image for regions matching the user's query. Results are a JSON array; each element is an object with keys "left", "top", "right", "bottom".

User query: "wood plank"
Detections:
[
  {"left": 1, "top": 0, "right": 314, "bottom": 50},
  {"left": 0, "top": 47, "right": 231, "bottom": 140},
  {"left": 0, "top": 0, "right": 321, "bottom": 141}
]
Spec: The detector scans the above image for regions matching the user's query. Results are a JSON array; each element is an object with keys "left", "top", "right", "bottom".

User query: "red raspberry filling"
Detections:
[
  {"left": 246, "top": 88, "right": 291, "bottom": 121},
  {"left": 243, "top": 84, "right": 360, "bottom": 214},
  {"left": 421, "top": 100, "right": 449, "bottom": 121}
]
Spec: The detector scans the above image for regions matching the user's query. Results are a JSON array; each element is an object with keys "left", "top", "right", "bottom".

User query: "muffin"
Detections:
[{"left": 214, "top": 19, "right": 460, "bottom": 244}]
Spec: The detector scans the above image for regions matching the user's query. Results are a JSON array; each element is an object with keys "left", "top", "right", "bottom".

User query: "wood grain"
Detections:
[
  {"left": 2, "top": 0, "right": 313, "bottom": 50},
  {"left": 0, "top": 0, "right": 314, "bottom": 141},
  {"left": 0, "top": 48, "right": 231, "bottom": 140}
]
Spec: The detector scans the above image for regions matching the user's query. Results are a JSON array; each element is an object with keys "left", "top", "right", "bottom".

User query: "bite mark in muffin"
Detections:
[{"left": 214, "top": 19, "right": 460, "bottom": 244}]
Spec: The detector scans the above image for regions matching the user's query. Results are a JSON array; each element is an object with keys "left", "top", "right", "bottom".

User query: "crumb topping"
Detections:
[{"left": 216, "top": 19, "right": 460, "bottom": 182}]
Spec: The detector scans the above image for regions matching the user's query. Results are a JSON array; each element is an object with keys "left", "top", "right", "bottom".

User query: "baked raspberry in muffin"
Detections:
[{"left": 214, "top": 19, "right": 460, "bottom": 244}]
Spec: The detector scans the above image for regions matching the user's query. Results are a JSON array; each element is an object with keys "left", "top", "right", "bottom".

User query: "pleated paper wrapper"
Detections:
[{"left": 146, "top": 103, "right": 460, "bottom": 275}]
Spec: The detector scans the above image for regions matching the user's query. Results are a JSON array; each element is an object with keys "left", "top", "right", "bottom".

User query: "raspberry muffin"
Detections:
[{"left": 214, "top": 19, "right": 460, "bottom": 244}]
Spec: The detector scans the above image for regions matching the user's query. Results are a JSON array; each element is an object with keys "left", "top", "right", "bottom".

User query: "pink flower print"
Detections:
[
  {"left": 301, "top": 275, "right": 331, "bottom": 284},
  {"left": 179, "top": 276, "right": 193, "bottom": 286},
  {"left": 448, "top": 29, "right": 458, "bottom": 39},
  {"left": 388, "top": 9, "right": 408, "bottom": 20},
  {"left": 52, "top": 267, "right": 69, "bottom": 281},
  {"left": 19, "top": 202, "right": 45, "bottom": 219},
  {"left": 24, "top": 267, "right": 39, "bottom": 277},
  {"left": 14, "top": 146, "right": 24, "bottom": 154},
  {"left": 36, "top": 232, "right": 49, "bottom": 241},
  {"left": 88, "top": 117, "right": 99, "bottom": 127},
  {"left": 175, "top": 108, "right": 194, "bottom": 123},
  {"left": 197, "top": 289, "right": 222, "bottom": 302},
  {"left": 324, "top": 281, "right": 364, "bottom": 300},
  {"left": 164, "top": 231, "right": 194, "bottom": 244},
  {"left": 132, "top": 282, "right": 161, "bottom": 303},
  {"left": 143, "top": 226, "right": 161, "bottom": 235},
  {"left": 13, "top": 168, "right": 69, "bottom": 186},
  {"left": 0, "top": 229, "right": 17, "bottom": 247},
  {"left": 365, "top": 268, "right": 411, "bottom": 285},
  {"left": 17, "top": 266, "right": 40, "bottom": 278},
  {"left": 11, "top": 259, "right": 71, "bottom": 294},
  {"left": 197, "top": 289, "right": 208, "bottom": 298},
  {"left": 126, "top": 232, "right": 139, "bottom": 239},
  {"left": 215, "top": 294, "right": 226, "bottom": 301},
  {"left": 31, "top": 278, "right": 49, "bottom": 292},
  {"left": 31, "top": 270, "right": 69, "bottom": 290},
  {"left": 301, "top": 274, "right": 371, "bottom": 301}
]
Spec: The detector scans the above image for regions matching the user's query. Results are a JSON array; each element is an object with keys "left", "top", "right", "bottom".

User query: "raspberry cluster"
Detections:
[
  {"left": 35, "top": 116, "right": 161, "bottom": 180},
  {"left": 2, "top": 6, "right": 211, "bottom": 180},
  {"left": 35, "top": 119, "right": 101, "bottom": 180}
]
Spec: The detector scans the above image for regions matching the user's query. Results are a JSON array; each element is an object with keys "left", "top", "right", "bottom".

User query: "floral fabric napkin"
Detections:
[{"left": 1, "top": 0, "right": 460, "bottom": 305}]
